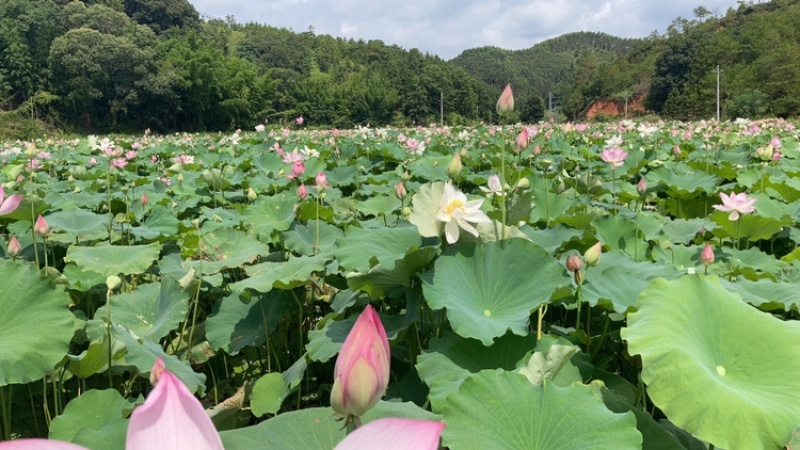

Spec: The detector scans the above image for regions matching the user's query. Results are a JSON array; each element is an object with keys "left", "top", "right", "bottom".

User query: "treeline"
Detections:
[{"left": 0, "top": 0, "right": 507, "bottom": 134}]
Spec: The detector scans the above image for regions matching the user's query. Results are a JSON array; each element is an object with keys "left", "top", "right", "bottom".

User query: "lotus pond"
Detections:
[{"left": 1, "top": 118, "right": 800, "bottom": 449}]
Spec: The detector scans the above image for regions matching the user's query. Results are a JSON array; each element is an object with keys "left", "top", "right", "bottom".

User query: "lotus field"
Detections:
[{"left": 1, "top": 114, "right": 800, "bottom": 449}]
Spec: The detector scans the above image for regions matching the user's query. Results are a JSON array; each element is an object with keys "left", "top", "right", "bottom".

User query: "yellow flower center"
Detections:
[{"left": 444, "top": 199, "right": 464, "bottom": 216}]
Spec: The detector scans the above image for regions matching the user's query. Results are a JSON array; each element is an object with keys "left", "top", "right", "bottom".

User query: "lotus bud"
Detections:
[
  {"left": 333, "top": 128, "right": 340, "bottom": 138},
  {"left": 533, "top": 145, "right": 541, "bottom": 156},
  {"left": 7, "top": 235, "right": 21, "bottom": 258},
  {"left": 177, "top": 173, "right": 184, "bottom": 183},
  {"left": 770, "top": 136, "right": 781, "bottom": 149},
  {"left": 700, "top": 243, "right": 715, "bottom": 266},
  {"left": 673, "top": 145, "right": 681, "bottom": 158},
  {"left": 772, "top": 151, "right": 782, "bottom": 162},
  {"left": 566, "top": 254, "right": 583, "bottom": 273},
  {"left": 315, "top": 171, "right": 328, "bottom": 190},
  {"left": 298, "top": 184, "right": 308, "bottom": 200},
  {"left": 583, "top": 241, "right": 602, "bottom": 267},
  {"left": 291, "top": 161, "right": 306, "bottom": 179},
  {"left": 755, "top": 145, "right": 773, "bottom": 162},
  {"left": 402, "top": 206, "right": 412, "bottom": 217},
  {"left": 636, "top": 177, "right": 647, "bottom": 196},
  {"left": 401, "top": 171, "right": 410, "bottom": 182},
  {"left": 34, "top": 214, "right": 49, "bottom": 237},
  {"left": 446, "top": 153, "right": 462, "bottom": 181},
  {"left": 515, "top": 177, "right": 530, "bottom": 190},
  {"left": 140, "top": 193, "right": 148, "bottom": 207},
  {"left": 330, "top": 304, "right": 390, "bottom": 418},
  {"left": 496, "top": 83, "right": 514, "bottom": 117},
  {"left": 246, "top": 187, "right": 257, "bottom": 201},
  {"left": 395, "top": 181, "right": 407, "bottom": 200},
  {"left": 514, "top": 128, "right": 529, "bottom": 153}
]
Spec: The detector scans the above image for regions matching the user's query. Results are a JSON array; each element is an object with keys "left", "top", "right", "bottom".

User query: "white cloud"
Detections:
[{"left": 190, "top": 0, "right": 740, "bottom": 59}]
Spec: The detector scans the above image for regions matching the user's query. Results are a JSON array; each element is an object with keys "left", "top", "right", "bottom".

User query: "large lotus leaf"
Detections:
[
  {"left": 650, "top": 165, "right": 719, "bottom": 197},
  {"left": 422, "top": 239, "right": 568, "bottom": 345},
  {"left": 49, "top": 388, "right": 140, "bottom": 450},
  {"left": 356, "top": 194, "right": 398, "bottom": 218},
  {"left": 660, "top": 217, "right": 709, "bottom": 244},
  {"left": 88, "top": 321, "right": 207, "bottom": 395},
  {"left": 183, "top": 228, "right": 270, "bottom": 275},
  {"left": 734, "top": 246, "right": 785, "bottom": 277},
  {"left": 251, "top": 372, "right": 289, "bottom": 417},
  {"left": 721, "top": 278, "right": 800, "bottom": 311},
  {"left": 441, "top": 370, "right": 641, "bottom": 450},
  {"left": 415, "top": 333, "right": 536, "bottom": 412},
  {"left": 46, "top": 209, "right": 109, "bottom": 243},
  {"left": 592, "top": 214, "right": 637, "bottom": 251},
  {"left": 346, "top": 247, "right": 438, "bottom": 299},
  {"left": 231, "top": 255, "right": 327, "bottom": 293},
  {"left": 581, "top": 251, "right": 680, "bottom": 313},
  {"left": 130, "top": 205, "right": 180, "bottom": 240},
  {"left": 522, "top": 224, "right": 583, "bottom": 253},
  {"left": 282, "top": 221, "right": 343, "bottom": 258},
  {"left": 206, "top": 291, "right": 291, "bottom": 355},
  {"left": 621, "top": 275, "right": 800, "bottom": 450},
  {"left": 94, "top": 277, "right": 189, "bottom": 341},
  {"left": 220, "top": 401, "right": 436, "bottom": 449},
  {"left": 243, "top": 192, "right": 297, "bottom": 238},
  {"left": 0, "top": 260, "right": 75, "bottom": 386},
  {"left": 65, "top": 242, "right": 161, "bottom": 277},
  {"left": 335, "top": 226, "right": 422, "bottom": 273},
  {"left": 711, "top": 210, "right": 791, "bottom": 241}
]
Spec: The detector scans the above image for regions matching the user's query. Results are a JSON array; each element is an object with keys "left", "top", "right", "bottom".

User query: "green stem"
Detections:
[
  {"left": 730, "top": 220, "right": 740, "bottom": 280},
  {"left": 315, "top": 193, "right": 321, "bottom": 255},
  {"left": 106, "top": 288, "right": 113, "bottom": 389},
  {"left": 574, "top": 283, "right": 582, "bottom": 335},
  {"left": 0, "top": 385, "right": 11, "bottom": 441},
  {"left": 634, "top": 202, "right": 641, "bottom": 260},
  {"left": 500, "top": 139, "right": 507, "bottom": 239}
]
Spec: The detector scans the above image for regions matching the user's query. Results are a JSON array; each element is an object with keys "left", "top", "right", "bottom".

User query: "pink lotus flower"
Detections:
[
  {"left": 330, "top": 304, "right": 390, "bottom": 418},
  {"left": 0, "top": 187, "right": 22, "bottom": 215},
  {"left": 125, "top": 150, "right": 138, "bottom": 160},
  {"left": 600, "top": 147, "right": 628, "bottom": 169},
  {"left": 287, "top": 161, "right": 306, "bottom": 180},
  {"left": 713, "top": 191, "right": 756, "bottom": 221},
  {"left": 110, "top": 158, "right": 128, "bottom": 169},
  {"left": 0, "top": 359, "right": 222, "bottom": 450},
  {"left": 496, "top": 84, "right": 514, "bottom": 116},
  {"left": 334, "top": 418, "right": 444, "bottom": 450}
]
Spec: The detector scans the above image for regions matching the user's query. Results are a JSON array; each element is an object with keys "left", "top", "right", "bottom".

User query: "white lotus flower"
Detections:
[{"left": 436, "top": 183, "right": 491, "bottom": 244}]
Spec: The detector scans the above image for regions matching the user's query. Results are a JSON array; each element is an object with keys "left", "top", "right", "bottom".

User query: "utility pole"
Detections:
[
  {"left": 440, "top": 91, "right": 444, "bottom": 126},
  {"left": 716, "top": 65, "right": 721, "bottom": 121},
  {"left": 624, "top": 91, "right": 630, "bottom": 120}
]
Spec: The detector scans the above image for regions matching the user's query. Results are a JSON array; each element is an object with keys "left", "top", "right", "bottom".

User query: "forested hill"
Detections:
[{"left": 1, "top": 0, "right": 799, "bottom": 137}]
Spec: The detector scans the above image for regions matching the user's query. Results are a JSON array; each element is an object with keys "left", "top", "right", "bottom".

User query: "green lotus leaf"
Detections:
[
  {"left": 346, "top": 247, "right": 437, "bottom": 299},
  {"left": 522, "top": 224, "right": 584, "bottom": 253},
  {"left": 721, "top": 278, "right": 800, "bottom": 310},
  {"left": 441, "top": 370, "right": 641, "bottom": 449},
  {"left": 206, "top": 291, "right": 291, "bottom": 355},
  {"left": 65, "top": 242, "right": 161, "bottom": 277},
  {"left": 621, "top": 275, "right": 800, "bottom": 450},
  {"left": 711, "top": 210, "right": 791, "bottom": 241},
  {"left": 49, "top": 388, "right": 140, "bottom": 450},
  {"left": 282, "top": 221, "right": 343, "bottom": 258},
  {"left": 415, "top": 333, "right": 536, "bottom": 412},
  {"left": 356, "top": 194, "right": 398, "bottom": 218},
  {"left": 243, "top": 192, "right": 297, "bottom": 238},
  {"left": 579, "top": 251, "right": 679, "bottom": 313},
  {"left": 251, "top": 372, "right": 289, "bottom": 417},
  {"left": 46, "top": 209, "right": 109, "bottom": 243},
  {"left": 232, "top": 255, "right": 327, "bottom": 293},
  {"left": 650, "top": 164, "right": 719, "bottom": 197},
  {"left": 0, "top": 260, "right": 76, "bottom": 386},
  {"left": 422, "top": 239, "right": 568, "bottom": 345},
  {"left": 94, "top": 277, "right": 189, "bottom": 341},
  {"left": 335, "top": 226, "right": 422, "bottom": 273},
  {"left": 183, "top": 228, "right": 270, "bottom": 275},
  {"left": 130, "top": 205, "right": 180, "bottom": 240}
]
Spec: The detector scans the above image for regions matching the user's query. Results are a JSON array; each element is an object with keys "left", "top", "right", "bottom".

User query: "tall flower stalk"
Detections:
[{"left": 713, "top": 191, "right": 756, "bottom": 276}]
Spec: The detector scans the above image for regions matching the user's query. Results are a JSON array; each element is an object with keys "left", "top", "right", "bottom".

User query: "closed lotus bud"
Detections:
[
  {"left": 401, "top": 171, "right": 410, "bottom": 182},
  {"left": 755, "top": 145, "right": 773, "bottom": 162},
  {"left": 291, "top": 161, "right": 306, "bottom": 178},
  {"left": 330, "top": 304, "right": 390, "bottom": 418},
  {"left": 246, "top": 187, "right": 257, "bottom": 201},
  {"left": 315, "top": 171, "right": 328, "bottom": 190},
  {"left": 395, "top": 181, "right": 407, "bottom": 200},
  {"left": 140, "top": 193, "right": 148, "bottom": 207},
  {"left": 34, "top": 214, "right": 49, "bottom": 237},
  {"left": 298, "top": 183, "right": 308, "bottom": 200},
  {"left": 106, "top": 275, "right": 122, "bottom": 291},
  {"left": 514, "top": 128, "right": 529, "bottom": 153},
  {"left": 700, "top": 243, "right": 715, "bottom": 266},
  {"left": 177, "top": 173, "right": 184, "bottom": 183},
  {"left": 637, "top": 177, "right": 647, "bottom": 196},
  {"left": 446, "top": 153, "right": 462, "bottom": 181},
  {"left": 673, "top": 145, "right": 681, "bottom": 158},
  {"left": 566, "top": 254, "right": 583, "bottom": 273},
  {"left": 496, "top": 83, "right": 514, "bottom": 117},
  {"left": 516, "top": 177, "right": 530, "bottom": 190},
  {"left": 7, "top": 235, "right": 21, "bottom": 258},
  {"left": 533, "top": 145, "right": 541, "bottom": 156},
  {"left": 583, "top": 241, "right": 602, "bottom": 267}
]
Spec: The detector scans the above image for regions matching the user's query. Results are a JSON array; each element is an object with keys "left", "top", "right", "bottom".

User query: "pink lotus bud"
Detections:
[
  {"left": 772, "top": 151, "right": 782, "bottom": 162},
  {"left": 315, "top": 171, "right": 328, "bottom": 190},
  {"left": 333, "top": 128, "right": 340, "bottom": 138},
  {"left": 496, "top": 84, "right": 514, "bottom": 116},
  {"left": 566, "top": 254, "right": 582, "bottom": 273},
  {"left": 583, "top": 241, "right": 602, "bottom": 267},
  {"left": 296, "top": 116, "right": 304, "bottom": 125},
  {"left": 395, "top": 181, "right": 407, "bottom": 200},
  {"left": 771, "top": 135, "right": 781, "bottom": 149},
  {"left": 673, "top": 145, "right": 681, "bottom": 157},
  {"left": 289, "top": 161, "right": 305, "bottom": 179},
  {"left": 700, "top": 243, "right": 715, "bottom": 266},
  {"left": 330, "top": 304, "right": 390, "bottom": 418},
  {"left": 637, "top": 177, "right": 647, "bottom": 196},
  {"left": 0, "top": 186, "right": 22, "bottom": 216},
  {"left": 298, "top": 183, "right": 308, "bottom": 200},
  {"left": 140, "top": 193, "right": 148, "bottom": 207},
  {"left": 7, "top": 235, "right": 21, "bottom": 258},
  {"left": 34, "top": 214, "right": 49, "bottom": 237},
  {"left": 533, "top": 145, "right": 541, "bottom": 156},
  {"left": 514, "top": 128, "right": 529, "bottom": 153}
]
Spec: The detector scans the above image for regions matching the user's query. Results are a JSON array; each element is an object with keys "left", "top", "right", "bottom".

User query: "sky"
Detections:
[{"left": 189, "top": 0, "right": 742, "bottom": 60}]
